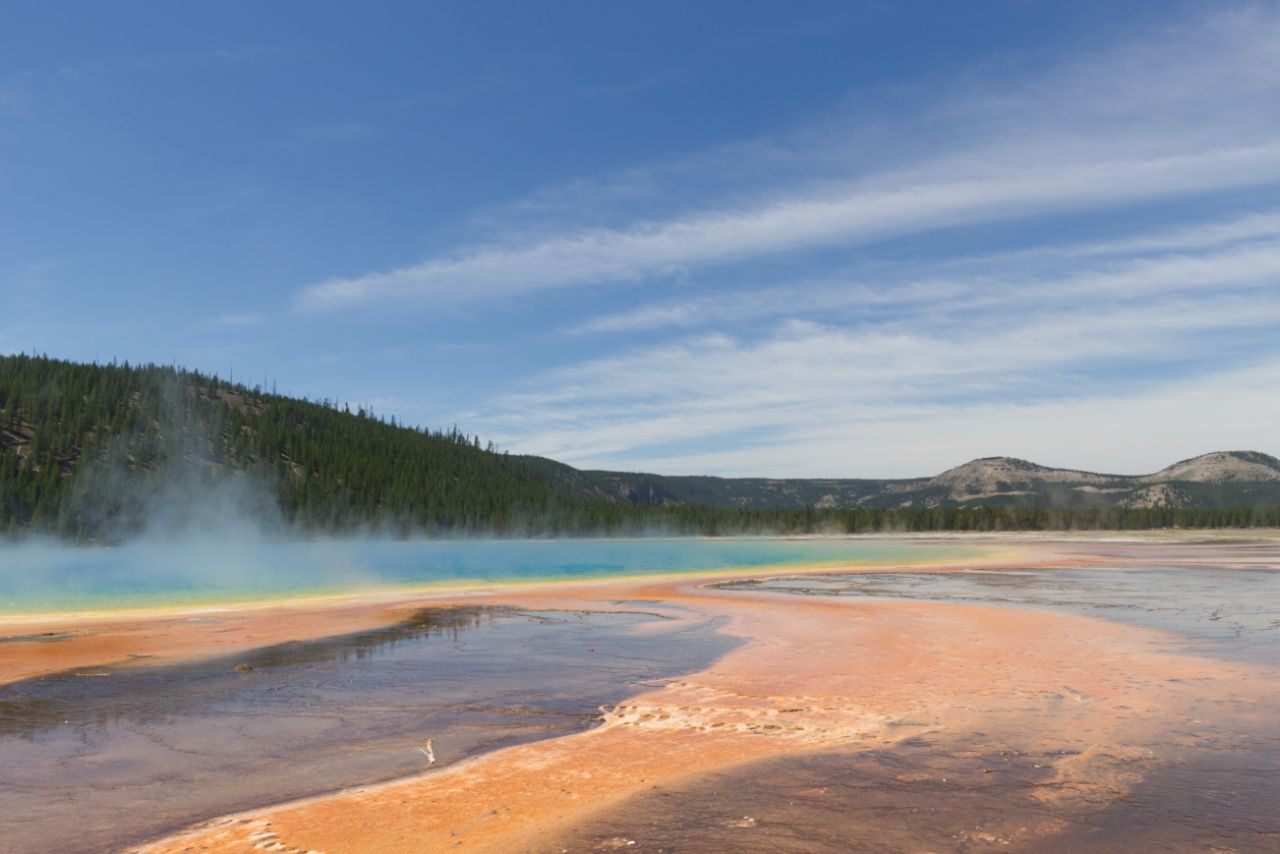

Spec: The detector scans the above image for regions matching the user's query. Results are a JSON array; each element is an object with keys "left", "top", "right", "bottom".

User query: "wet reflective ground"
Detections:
[
  {"left": 724, "top": 565, "right": 1280, "bottom": 665},
  {"left": 0, "top": 607, "right": 734, "bottom": 853},
  {"left": 544, "top": 565, "right": 1280, "bottom": 853},
  {"left": 6, "top": 560, "right": 1278, "bottom": 853},
  {"left": 546, "top": 720, "right": 1280, "bottom": 853}
]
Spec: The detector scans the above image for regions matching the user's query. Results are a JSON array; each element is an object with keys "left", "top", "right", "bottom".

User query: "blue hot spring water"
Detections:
[{"left": 0, "top": 537, "right": 984, "bottom": 615}]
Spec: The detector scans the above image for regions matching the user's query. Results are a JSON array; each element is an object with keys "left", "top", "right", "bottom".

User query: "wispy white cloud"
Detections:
[
  {"left": 572, "top": 227, "right": 1280, "bottom": 334},
  {"left": 298, "top": 146, "right": 1280, "bottom": 312},
  {"left": 295, "top": 7, "right": 1280, "bottom": 312},
  {"left": 476, "top": 211, "right": 1280, "bottom": 474},
  {"left": 484, "top": 304, "right": 1280, "bottom": 477},
  {"left": 607, "top": 356, "right": 1280, "bottom": 479},
  {"left": 1026, "top": 211, "right": 1280, "bottom": 260},
  {"left": 283, "top": 4, "right": 1280, "bottom": 478}
]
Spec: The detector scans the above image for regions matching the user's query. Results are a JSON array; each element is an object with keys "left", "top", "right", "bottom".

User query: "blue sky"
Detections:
[{"left": 3, "top": 1, "right": 1279, "bottom": 477}]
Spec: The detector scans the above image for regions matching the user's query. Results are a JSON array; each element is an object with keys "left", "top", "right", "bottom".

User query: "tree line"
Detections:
[{"left": 2, "top": 354, "right": 1278, "bottom": 542}]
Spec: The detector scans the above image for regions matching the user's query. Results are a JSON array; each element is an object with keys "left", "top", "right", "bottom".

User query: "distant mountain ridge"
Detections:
[
  {"left": 539, "top": 451, "right": 1280, "bottom": 511},
  {"left": 3, "top": 354, "right": 1279, "bottom": 542}
]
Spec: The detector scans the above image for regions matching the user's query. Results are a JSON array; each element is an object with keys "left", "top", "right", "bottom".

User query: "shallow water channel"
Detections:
[{"left": 0, "top": 606, "right": 734, "bottom": 853}]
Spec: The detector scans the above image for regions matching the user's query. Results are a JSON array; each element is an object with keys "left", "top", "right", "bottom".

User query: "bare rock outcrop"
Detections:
[
  {"left": 1118, "top": 484, "right": 1193, "bottom": 509},
  {"left": 1140, "top": 451, "right": 1280, "bottom": 484}
]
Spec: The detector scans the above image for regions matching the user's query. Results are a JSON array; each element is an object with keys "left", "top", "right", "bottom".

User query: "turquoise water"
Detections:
[{"left": 0, "top": 537, "right": 984, "bottom": 616}]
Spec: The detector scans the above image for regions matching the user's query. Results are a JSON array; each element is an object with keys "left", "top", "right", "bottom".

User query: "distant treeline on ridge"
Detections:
[{"left": 2, "top": 354, "right": 1278, "bottom": 543}]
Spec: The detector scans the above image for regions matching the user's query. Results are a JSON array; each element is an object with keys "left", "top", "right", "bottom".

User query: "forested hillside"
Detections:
[
  {"left": 0, "top": 354, "right": 604, "bottom": 540},
  {"left": 3, "top": 354, "right": 1279, "bottom": 542}
]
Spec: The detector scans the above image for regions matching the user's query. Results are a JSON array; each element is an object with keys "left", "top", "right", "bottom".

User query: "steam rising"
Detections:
[
  {"left": 0, "top": 377, "right": 384, "bottom": 613},
  {"left": 0, "top": 376, "right": 964, "bottom": 616}
]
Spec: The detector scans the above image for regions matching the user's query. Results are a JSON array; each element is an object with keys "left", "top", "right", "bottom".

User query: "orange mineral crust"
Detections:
[
  {"left": 0, "top": 537, "right": 1067, "bottom": 687},
  {"left": 136, "top": 565, "right": 1269, "bottom": 853},
  {"left": 0, "top": 600, "right": 424, "bottom": 686}
]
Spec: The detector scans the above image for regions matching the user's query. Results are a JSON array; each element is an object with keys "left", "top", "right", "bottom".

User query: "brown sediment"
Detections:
[
  {"left": 0, "top": 600, "right": 426, "bottom": 686},
  {"left": 131, "top": 539, "right": 1277, "bottom": 853}
]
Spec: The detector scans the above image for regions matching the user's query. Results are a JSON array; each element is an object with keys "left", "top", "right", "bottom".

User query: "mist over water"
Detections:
[
  {"left": 0, "top": 536, "right": 979, "bottom": 616},
  {"left": 0, "top": 374, "right": 992, "bottom": 615}
]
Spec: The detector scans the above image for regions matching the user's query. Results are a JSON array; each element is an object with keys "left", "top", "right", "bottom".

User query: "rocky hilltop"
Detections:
[
  {"left": 1140, "top": 451, "right": 1280, "bottom": 484},
  {"left": 566, "top": 451, "right": 1280, "bottom": 511}
]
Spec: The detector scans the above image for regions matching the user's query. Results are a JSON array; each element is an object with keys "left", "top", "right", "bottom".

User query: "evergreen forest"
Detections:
[{"left": 3, "top": 354, "right": 1278, "bottom": 543}]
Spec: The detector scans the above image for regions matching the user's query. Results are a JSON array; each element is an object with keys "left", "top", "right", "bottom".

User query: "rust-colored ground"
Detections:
[
  {"left": 101, "top": 539, "right": 1267, "bottom": 854},
  {"left": 0, "top": 541, "right": 1044, "bottom": 687},
  {"left": 4, "top": 536, "right": 1271, "bottom": 852},
  {"left": 0, "top": 599, "right": 422, "bottom": 686}
]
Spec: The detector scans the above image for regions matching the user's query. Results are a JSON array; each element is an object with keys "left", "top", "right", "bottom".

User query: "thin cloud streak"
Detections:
[
  {"left": 278, "top": 5, "right": 1280, "bottom": 479},
  {"left": 617, "top": 357, "right": 1280, "bottom": 479},
  {"left": 491, "top": 349, "right": 1280, "bottom": 478},
  {"left": 485, "top": 289, "right": 1280, "bottom": 465},
  {"left": 295, "top": 9, "right": 1280, "bottom": 312},
  {"left": 472, "top": 187, "right": 1280, "bottom": 475},
  {"left": 571, "top": 230, "right": 1280, "bottom": 335},
  {"left": 476, "top": 210, "right": 1280, "bottom": 469},
  {"left": 298, "top": 145, "right": 1280, "bottom": 311}
]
